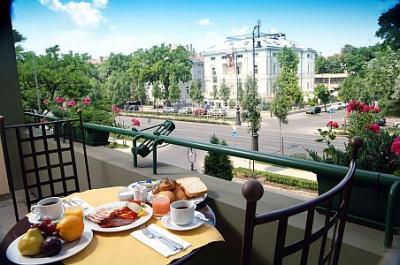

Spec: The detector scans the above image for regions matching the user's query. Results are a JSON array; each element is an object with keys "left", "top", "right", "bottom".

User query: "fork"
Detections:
[{"left": 140, "top": 225, "right": 178, "bottom": 251}]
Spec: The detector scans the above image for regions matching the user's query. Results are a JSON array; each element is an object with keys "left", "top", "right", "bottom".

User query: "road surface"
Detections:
[{"left": 117, "top": 110, "right": 348, "bottom": 171}]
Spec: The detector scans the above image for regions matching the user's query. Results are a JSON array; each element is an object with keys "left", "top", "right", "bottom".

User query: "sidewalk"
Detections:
[{"left": 230, "top": 157, "right": 317, "bottom": 182}]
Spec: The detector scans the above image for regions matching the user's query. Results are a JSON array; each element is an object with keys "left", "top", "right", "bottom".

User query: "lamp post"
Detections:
[
  {"left": 251, "top": 20, "right": 261, "bottom": 152},
  {"left": 233, "top": 49, "right": 241, "bottom": 125}
]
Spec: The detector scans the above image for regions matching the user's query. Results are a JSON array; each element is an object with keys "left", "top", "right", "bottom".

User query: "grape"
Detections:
[
  {"left": 42, "top": 218, "right": 51, "bottom": 225},
  {"left": 38, "top": 222, "right": 48, "bottom": 232},
  {"left": 47, "top": 223, "right": 57, "bottom": 233}
]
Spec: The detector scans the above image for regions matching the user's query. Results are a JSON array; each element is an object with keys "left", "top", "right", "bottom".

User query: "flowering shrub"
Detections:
[
  {"left": 327, "top": 120, "right": 339, "bottom": 129},
  {"left": 366, "top": 123, "right": 380, "bottom": 133},
  {"left": 345, "top": 99, "right": 383, "bottom": 137},
  {"left": 392, "top": 137, "right": 400, "bottom": 156},
  {"left": 49, "top": 96, "right": 113, "bottom": 126}
]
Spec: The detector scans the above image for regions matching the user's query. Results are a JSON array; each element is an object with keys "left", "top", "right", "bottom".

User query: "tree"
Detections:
[
  {"left": 189, "top": 79, "right": 203, "bottom": 106},
  {"left": 314, "top": 84, "right": 331, "bottom": 111},
  {"left": 376, "top": 3, "right": 400, "bottom": 51},
  {"left": 219, "top": 79, "right": 230, "bottom": 106},
  {"left": 212, "top": 84, "right": 218, "bottom": 100},
  {"left": 152, "top": 81, "right": 162, "bottom": 108},
  {"left": 103, "top": 72, "right": 131, "bottom": 105},
  {"left": 204, "top": 135, "right": 233, "bottom": 181},
  {"left": 242, "top": 77, "right": 261, "bottom": 150},
  {"left": 13, "top": 29, "right": 25, "bottom": 43},
  {"left": 168, "top": 82, "right": 181, "bottom": 104},
  {"left": 270, "top": 84, "right": 290, "bottom": 155},
  {"left": 315, "top": 54, "right": 345, "bottom": 74},
  {"left": 277, "top": 47, "right": 303, "bottom": 106}
]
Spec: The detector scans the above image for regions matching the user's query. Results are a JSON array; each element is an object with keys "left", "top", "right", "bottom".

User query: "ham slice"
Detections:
[{"left": 99, "top": 218, "right": 135, "bottom": 228}]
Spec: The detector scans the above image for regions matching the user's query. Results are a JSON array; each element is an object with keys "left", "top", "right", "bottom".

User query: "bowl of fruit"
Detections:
[{"left": 6, "top": 215, "right": 93, "bottom": 265}]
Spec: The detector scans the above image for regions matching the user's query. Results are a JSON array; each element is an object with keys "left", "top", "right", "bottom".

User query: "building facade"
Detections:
[{"left": 202, "top": 33, "right": 317, "bottom": 103}]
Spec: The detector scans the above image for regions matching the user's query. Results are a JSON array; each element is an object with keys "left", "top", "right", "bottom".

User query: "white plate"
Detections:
[
  {"left": 127, "top": 180, "right": 160, "bottom": 190},
  {"left": 28, "top": 214, "right": 62, "bottom": 225},
  {"left": 6, "top": 225, "right": 93, "bottom": 265},
  {"left": 147, "top": 191, "right": 207, "bottom": 205},
  {"left": 161, "top": 211, "right": 205, "bottom": 231},
  {"left": 84, "top": 201, "right": 153, "bottom": 232}
]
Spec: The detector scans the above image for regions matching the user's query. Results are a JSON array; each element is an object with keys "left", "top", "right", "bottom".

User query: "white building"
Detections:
[{"left": 202, "top": 32, "right": 317, "bottom": 103}]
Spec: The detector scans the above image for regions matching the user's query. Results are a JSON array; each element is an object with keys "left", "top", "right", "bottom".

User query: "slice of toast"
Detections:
[{"left": 176, "top": 177, "right": 207, "bottom": 198}]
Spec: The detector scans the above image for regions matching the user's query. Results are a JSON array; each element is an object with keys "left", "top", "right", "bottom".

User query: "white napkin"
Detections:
[
  {"left": 131, "top": 224, "right": 191, "bottom": 257},
  {"left": 70, "top": 196, "right": 96, "bottom": 215}
]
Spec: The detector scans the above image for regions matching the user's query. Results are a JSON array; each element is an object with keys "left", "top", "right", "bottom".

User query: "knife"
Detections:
[{"left": 147, "top": 227, "right": 184, "bottom": 250}]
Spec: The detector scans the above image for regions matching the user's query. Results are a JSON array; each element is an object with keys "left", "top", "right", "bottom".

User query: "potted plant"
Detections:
[
  {"left": 307, "top": 100, "right": 400, "bottom": 229},
  {"left": 50, "top": 96, "right": 114, "bottom": 146}
]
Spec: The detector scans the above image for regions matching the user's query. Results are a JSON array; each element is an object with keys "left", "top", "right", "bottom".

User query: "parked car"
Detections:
[
  {"left": 330, "top": 103, "right": 343, "bottom": 111},
  {"left": 394, "top": 121, "right": 400, "bottom": 129},
  {"left": 208, "top": 108, "right": 227, "bottom": 116},
  {"left": 162, "top": 107, "right": 177, "bottom": 113},
  {"left": 377, "top": 118, "right": 386, "bottom": 126},
  {"left": 305, "top": 106, "right": 321, "bottom": 114},
  {"left": 193, "top": 107, "right": 207, "bottom": 116},
  {"left": 178, "top": 107, "right": 192, "bottom": 115}
]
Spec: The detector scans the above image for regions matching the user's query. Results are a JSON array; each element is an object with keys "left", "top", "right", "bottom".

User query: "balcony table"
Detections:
[{"left": 0, "top": 187, "right": 218, "bottom": 265}]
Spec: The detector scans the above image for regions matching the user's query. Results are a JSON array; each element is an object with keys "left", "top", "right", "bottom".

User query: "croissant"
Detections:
[{"left": 152, "top": 178, "right": 177, "bottom": 194}]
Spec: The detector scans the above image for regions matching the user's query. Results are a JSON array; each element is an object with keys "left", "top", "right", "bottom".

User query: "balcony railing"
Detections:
[{"left": 24, "top": 112, "right": 400, "bottom": 247}]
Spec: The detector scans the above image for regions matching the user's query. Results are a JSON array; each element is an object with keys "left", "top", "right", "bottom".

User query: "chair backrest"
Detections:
[
  {"left": 0, "top": 111, "right": 91, "bottom": 221},
  {"left": 240, "top": 136, "right": 363, "bottom": 265}
]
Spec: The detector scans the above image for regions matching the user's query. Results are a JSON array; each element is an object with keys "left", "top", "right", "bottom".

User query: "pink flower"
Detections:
[
  {"left": 371, "top": 106, "right": 381, "bottom": 113},
  {"left": 67, "top": 100, "right": 76, "bottom": 107},
  {"left": 131, "top": 118, "right": 140, "bottom": 127},
  {"left": 55, "top": 96, "right": 64, "bottom": 104},
  {"left": 391, "top": 137, "right": 400, "bottom": 156},
  {"left": 327, "top": 120, "right": 339, "bottom": 129},
  {"left": 361, "top": 105, "right": 371, "bottom": 113},
  {"left": 367, "top": 123, "right": 380, "bottom": 133},
  {"left": 112, "top": 105, "right": 121, "bottom": 114},
  {"left": 82, "top": 97, "right": 91, "bottom": 106},
  {"left": 346, "top": 99, "right": 360, "bottom": 113}
]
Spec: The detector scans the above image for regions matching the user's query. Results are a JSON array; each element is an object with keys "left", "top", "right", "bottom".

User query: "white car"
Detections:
[
  {"left": 330, "top": 103, "right": 344, "bottom": 111},
  {"left": 178, "top": 107, "right": 192, "bottom": 114}
]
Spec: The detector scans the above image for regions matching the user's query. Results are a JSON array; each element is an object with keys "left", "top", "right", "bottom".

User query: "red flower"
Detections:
[
  {"left": 131, "top": 118, "right": 140, "bottom": 127},
  {"left": 361, "top": 105, "right": 370, "bottom": 113},
  {"left": 55, "top": 96, "right": 64, "bottom": 104},
  {"left": 112, "top": 105, "right": 121, "bottom": 114},
  {"left": 327, "top": 121, "right": 339, "bottom": 129},
  {"left": 367, "top": 123, "right": 380, "bottom": 133},
  {"left": 371, "top": 106, "right": 381, "bottom": 113},
  {"left": 391, "top": 137, "right": 400, "bottom": 156},
  {"left": 67, "top": 100, "right": 76, "bottom": 107},
  {"left": 82, "top": 97, "right": 91, "bottom": 106},
  {"left": 346, "top": 99, "right": 360, "bottom": 113}
]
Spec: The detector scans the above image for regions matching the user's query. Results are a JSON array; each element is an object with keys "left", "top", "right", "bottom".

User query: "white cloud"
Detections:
[
  {"left": 39, "top": 0, "right": 108, "bottom": 28},
  {"left": 230, "top": 26, "right": 249, "bottom": 35},
  {"left": 198, "top": 18, "right": 213, "bottom": 26}
]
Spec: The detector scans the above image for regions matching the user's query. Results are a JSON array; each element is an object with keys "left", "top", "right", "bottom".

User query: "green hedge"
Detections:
[
  {"left": 121, "top": 112, "right": 233, "bottom": 125},
  {"left": 233, "top": 167, "right": 318, "bottom": 191}
]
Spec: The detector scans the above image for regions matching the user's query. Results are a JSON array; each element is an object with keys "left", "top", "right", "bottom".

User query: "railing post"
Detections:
[
  {"left": 131, "top": 135, "right": 142, "bottom": 168},
  {"left": 152, "top": 139, "right": 161, "bottom": 175},
  {"left": 384, "top": 180, "right": 400, "bottom": 248}
]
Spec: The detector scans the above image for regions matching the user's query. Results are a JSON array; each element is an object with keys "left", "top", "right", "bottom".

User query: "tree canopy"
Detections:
[
  {"left": 376, "top": 2, "right": 400, "bottom": 51},
  {"left": 314, "top": 84, "right": 331, "bottom": 111}
]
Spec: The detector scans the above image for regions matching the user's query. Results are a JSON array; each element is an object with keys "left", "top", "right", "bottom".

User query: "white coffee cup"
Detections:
[
  {"left": 30, "top": 197, "right": 64, "bottom": 220},
  {"left": 133, "top": 185, "right": 147, "bottom": 202},
  {"left": 170, "top": 200, "right": 195, "bottom": 225}
]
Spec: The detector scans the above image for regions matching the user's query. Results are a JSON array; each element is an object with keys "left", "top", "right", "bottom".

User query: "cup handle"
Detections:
[{"left": 30, "top": 205, "right": 41, "bottom": 215}]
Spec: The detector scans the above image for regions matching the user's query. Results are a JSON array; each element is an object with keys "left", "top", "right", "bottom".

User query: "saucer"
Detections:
[
  {"left": 160, "top": 211, "right": 205, "bottom": 231},
  {"left": 28, "top": 213, "right": 62, "bottom": 224}
]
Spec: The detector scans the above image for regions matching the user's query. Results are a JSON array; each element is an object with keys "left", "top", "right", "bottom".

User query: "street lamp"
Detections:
[
  {"left": 232, "top": 48, "right": 241, "bottom": 125},
  {"left": 251, "top": 19, "right": 261, "bottom": 152}
]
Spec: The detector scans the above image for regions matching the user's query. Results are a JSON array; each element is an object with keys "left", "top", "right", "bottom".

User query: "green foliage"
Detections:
[
  {"left": 204, "top": 135, "right": 233, "bottom": 181},
  {"left": 242, "top": 77, "right": 261, "bottom": 134},
  {"left": 270, "top": 85, "right": 290, "bottom": 124},
  {"left": 13, "top": 29, "right": 25, "bottom": 43},
  {"left": 376, "top": 3, "right": 400, "bottom": 51},
  {"left": 168, "top": 82, "right": 180, "bottom": 103},
  {"left": 189, "top": 79, "right": 204, "bottom": 105},
  {"left": 277, "top": 47, "right": 303, "bottom": 106},
  {"left": 315, "top": 54, "right": 344, "bottom": 74},
  {"left": 152, "top": 82, "right": 162, "bottom": 103},
  {"left": 212, "top": 84, "right": 218, "bottom": 100},
  {"left": 233, "top": 167, "right": 318, "bottom": 191},
  {"left": 219, "top": 80, "right": 230, "bottom": 105},
  {"left": 314, "top": 84, "right": 331, "bottom": 111}
]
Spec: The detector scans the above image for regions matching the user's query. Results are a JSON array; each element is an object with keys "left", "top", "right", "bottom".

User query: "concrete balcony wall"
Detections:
[{"left": 18, "top": 139, "right": 390, "bottom": 264}]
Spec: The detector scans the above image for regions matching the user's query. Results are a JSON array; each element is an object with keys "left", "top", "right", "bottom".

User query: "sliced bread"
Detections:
[{"left": 176, "top": 177, "right": 207, "bottom": 198}]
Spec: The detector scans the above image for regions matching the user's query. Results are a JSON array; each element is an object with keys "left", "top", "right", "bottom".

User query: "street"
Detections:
[{"left": 117, "top": 110, "right": 348, "bottom": 171}]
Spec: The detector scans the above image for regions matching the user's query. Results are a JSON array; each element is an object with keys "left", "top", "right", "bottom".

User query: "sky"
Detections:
[{"left": 11, "top": 0, "right": 398, "bottom": 57}]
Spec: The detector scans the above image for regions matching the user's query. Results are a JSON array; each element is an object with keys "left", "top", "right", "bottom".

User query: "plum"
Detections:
[{"left": 41, "top": 236, "right": 62, "bottom": 256}]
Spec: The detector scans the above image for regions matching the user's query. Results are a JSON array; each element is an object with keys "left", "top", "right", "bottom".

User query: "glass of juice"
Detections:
[{"left": 152, "top": 195, "right": 170, "bottom": 216}]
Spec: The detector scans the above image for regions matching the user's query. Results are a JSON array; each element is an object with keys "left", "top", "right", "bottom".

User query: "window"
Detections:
[
  {"left": 211, "top": 67, "right": 216, "bottom": 75},
  {"left": 273, "top": 64, "right": 276, "bottom": 74},
  {"left": 237, "top": 54, "right": 243, "bottom": 58},
  {"left": 307, "top": 53, "right": 310, "bottom": 58},
  {"left": 236, "top": 66, "right": 240, "bottom": 75},
  {"left": 211, "top": 56, "right": 215, "bottom": 61},
  {"left": 254, "top": 65, "right": 258, "bottom": 74},
  {"left": 307, "top": 82, "right": 310, "bottom": 89},
  {"left": 307, "top": 65, "right": 310, "bottom": 74},
  {"left": 221, "top": 55, "right": 227, "bottom": 59},
  {"left": 255, "top": 53, "right": 259, "bottom": 57}
]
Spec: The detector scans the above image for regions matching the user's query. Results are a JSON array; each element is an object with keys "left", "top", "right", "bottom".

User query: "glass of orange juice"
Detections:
[
  {"left": 152, "top": 195, "right": 170, "bottom": 216},
  {"left": 64, "top": 206, "right": 84, "bottom": 219}
]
